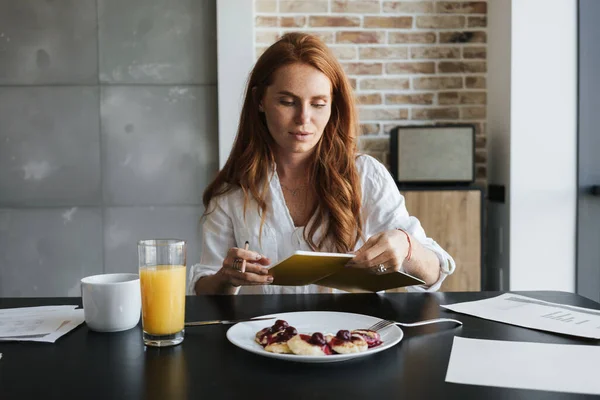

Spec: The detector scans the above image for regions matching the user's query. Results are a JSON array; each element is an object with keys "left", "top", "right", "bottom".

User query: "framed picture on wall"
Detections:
[{"left": 389, "top": 124, "right": 475, "bottom": 185}]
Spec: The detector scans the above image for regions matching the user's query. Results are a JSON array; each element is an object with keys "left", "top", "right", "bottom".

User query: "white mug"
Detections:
[{"left": 81, "top": 273, "right": 141, "bottom": 333}]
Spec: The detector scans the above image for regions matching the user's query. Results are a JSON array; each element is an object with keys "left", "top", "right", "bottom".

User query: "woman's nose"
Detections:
[{"left": 295, "top": 104, "right": 311, "bottom": 125}]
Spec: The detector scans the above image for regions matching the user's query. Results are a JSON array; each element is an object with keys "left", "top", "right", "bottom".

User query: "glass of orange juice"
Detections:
[{"left": 138, "top": 239, "right": 186, "bottom": 347}]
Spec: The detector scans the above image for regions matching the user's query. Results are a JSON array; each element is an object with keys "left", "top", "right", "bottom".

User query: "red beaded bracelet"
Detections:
[{"left": 397, "top": 228, "right": 412, "bottom": 262}]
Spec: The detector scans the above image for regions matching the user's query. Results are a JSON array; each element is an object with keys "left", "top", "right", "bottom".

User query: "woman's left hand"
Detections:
[{"left": 346, "top": 229, "right": 410, "bottom": 274}]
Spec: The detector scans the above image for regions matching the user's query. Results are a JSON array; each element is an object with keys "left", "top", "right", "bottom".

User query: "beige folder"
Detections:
[{"left": 268, "top": 251, "right": 425, "bottom": 292}]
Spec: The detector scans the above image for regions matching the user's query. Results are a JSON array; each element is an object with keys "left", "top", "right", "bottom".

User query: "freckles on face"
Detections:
[{"left": 260, "top": 63, "right": 333, "bottom": 157}]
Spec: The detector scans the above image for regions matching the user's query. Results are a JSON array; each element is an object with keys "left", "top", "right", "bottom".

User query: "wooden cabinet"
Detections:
[{"left": 400, "top": 189, "right": 482, "bottom": 292}]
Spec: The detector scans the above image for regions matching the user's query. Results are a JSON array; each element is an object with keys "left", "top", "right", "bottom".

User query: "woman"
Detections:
[{"left": 189, "top": 32, "right": 455, "bottom": 295}]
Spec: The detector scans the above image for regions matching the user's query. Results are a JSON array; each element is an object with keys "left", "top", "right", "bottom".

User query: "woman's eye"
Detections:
[
  {"left": 312, "top": 104, "right": 327, "bottom": 108},
  {"left": 279, "top": 100, "right": 295, "bottom": 106}
]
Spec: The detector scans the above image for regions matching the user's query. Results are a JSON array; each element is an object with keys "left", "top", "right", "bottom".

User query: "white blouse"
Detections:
[{"left": 188, "top": 155, "right": 456, "bottom": 295}]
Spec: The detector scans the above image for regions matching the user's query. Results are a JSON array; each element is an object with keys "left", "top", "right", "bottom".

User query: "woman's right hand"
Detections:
[{"left": 215, "top": 247, "right": 273, "bottom": 288}]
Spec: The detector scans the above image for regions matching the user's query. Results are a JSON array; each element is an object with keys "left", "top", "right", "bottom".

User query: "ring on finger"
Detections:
[
  {"left": 376, "top": 263, "right": 386, "bottom": 274},
  {"left": 232, "top": 258, "right": 243, "bottom": 272}
]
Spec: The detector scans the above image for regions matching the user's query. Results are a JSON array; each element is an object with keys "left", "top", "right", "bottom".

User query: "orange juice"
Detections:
[{"left": 140, "top": 265, "right": 186, "bottom": 335}]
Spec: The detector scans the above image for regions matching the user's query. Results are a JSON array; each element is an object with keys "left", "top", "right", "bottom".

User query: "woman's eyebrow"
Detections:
[{"left": 277, "top": 90, "right": 330, "bottom": 100}]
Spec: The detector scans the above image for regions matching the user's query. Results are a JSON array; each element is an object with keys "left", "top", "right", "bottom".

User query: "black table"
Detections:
[{"left": 1, "top": 291, "right": 599, "bottom": 399}]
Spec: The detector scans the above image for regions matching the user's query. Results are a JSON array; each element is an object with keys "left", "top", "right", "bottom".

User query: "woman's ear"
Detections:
[{"left": 252, "top": 86, "right": 264, "bottom": 112}]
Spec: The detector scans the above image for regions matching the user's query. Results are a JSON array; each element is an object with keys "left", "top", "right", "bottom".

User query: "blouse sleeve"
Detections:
[
  {"left": 359, "top": 156, "right": 456, "bottom": 292},
  {"left": 187, "top": 196, "right": 236, "bottom": 295}
]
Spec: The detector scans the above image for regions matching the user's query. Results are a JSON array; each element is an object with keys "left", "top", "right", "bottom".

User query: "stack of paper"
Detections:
[{"left": 0, "top": 305, "right": 85, "bottom": 343}]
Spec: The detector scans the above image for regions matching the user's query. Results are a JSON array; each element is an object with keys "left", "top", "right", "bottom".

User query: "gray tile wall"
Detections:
[{"left": 0, "top": 0, "right": 218, "bottom": 297}]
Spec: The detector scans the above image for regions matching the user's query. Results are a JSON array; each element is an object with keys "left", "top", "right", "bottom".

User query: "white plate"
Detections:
[{"left": 226, "top": 311, "right": 403, "bottom": 363}]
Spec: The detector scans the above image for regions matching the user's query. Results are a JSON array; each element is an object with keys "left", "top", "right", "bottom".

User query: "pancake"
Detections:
[
  {"left": 264, "top": 336, "right": 293, "bottom": 354},
  {"left": 255, "top": 320, "right": 298, "bottom": 354},
  {"left": 287, "top": 333, "right": 333, "bottom": 356},
  {"left": 255, "top": 327, "right": 270, "bottom": 346},
  {"left": 351, "top": 329, "right": 383, "bottom": 348},
  {"left": 328, "top": 330, "right": 368, "bottom": 354}
]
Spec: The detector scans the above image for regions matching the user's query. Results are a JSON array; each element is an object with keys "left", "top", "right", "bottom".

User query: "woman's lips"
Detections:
[{"left": 289, "top": 131, "right": 312, "bottom": 141}]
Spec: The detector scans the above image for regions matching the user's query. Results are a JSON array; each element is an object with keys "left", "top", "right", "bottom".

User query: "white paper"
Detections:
[
  {"left": 441, "top": 293, "right": 600, "bottom": 339},
  {"left": 0, "top": 305, "right": 78, "bottom": 316},
  {"left": 35, "top": 309, "right": 85, "bottom": 343},
  {"left": 0, "top": 314, "right": 64, "bottom": 337},
  {"left": 0, "top": 306, "right": 84, "bottom": 343},
  {"left": 446, "top": 337, "right": 600, "bottom": 395}
]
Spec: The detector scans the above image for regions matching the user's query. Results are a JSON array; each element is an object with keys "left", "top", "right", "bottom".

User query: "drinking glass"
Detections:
[{"left": 138, "top": 239, "right": 186, "bottom": 347}]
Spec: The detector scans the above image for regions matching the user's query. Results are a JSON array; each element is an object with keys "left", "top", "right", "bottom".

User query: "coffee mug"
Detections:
[{"left": 81, "top": 273, "right": 141, "bottom": 332}]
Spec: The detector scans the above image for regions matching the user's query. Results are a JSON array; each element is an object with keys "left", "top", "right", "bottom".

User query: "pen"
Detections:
[{"left": 241, "top": 241, "right": 249, "bottom": 273}]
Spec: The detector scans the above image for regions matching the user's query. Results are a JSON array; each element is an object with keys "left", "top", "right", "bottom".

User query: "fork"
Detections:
[{"left": 366, "top": 317, "right": 463, "bottom": 332}]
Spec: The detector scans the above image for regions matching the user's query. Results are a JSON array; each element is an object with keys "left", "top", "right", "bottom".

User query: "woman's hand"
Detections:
[
  {"left": 346, "top": 230, "right": 410, "bottom": 274},
  {"left": 215, "top": 247, "right": 273, "bottom": 288},
  {"left": 346, "top": 229, "right": 441, "bottom": 286}
]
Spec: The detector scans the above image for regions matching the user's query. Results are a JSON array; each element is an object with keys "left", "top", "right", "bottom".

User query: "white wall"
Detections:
[
  {"left": 487, "top": 0, "right": 512, "bottom": 290},
  {"left": 510, "top": 0, "right": 577, "bottom": 290},
  {"left": 216, "top": 0, "right": 255, "bottom": 168},
  {"left": 488, "top": 0, "right": 577, "bottom": 291}
]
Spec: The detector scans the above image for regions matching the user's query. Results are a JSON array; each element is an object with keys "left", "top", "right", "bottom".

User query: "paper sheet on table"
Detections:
[
  {"left": 0, "top": 314, "right": 65, "bottom": 337},
  {"left": 446, "top": 337, "right": 600, "bottom": 395},
  {"left": 441, "top": 293, "right": 600, "bottom": 339},
  {"left": 0, "top": 306, "right": 85, "bottom": 343},
  {"left": 0, "top": 305, "right": 77, "bottom": 316}
]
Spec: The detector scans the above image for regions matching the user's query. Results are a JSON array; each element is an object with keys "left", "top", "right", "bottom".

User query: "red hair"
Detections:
[{"left": 203, "top": 32, "right": 363, "bottom": 252}]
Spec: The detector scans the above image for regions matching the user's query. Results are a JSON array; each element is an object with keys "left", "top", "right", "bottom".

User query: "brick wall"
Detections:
[{"left": 254, "top": 0, "right": 487, "bottom": 183}]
